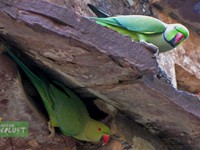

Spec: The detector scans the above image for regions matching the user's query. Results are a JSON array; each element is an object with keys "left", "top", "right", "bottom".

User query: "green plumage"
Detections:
[
  {"left": 92, "top": 15, "right": 166, "bottom": 34},
  {"left": 88, "top": 4, "right": 189, "bottom": 52},
  {"left": 3, "top": 46, "right": 110, "bottom": 143}
]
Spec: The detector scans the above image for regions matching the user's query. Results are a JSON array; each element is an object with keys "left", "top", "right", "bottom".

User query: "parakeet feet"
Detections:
[
  {"left": 156, "top": 67, "right": 172, "bottom": 85},
  {"left": 141, "top": 41, "right": 159, "bottom": 58},
  {"left": 47, "top": 121, "right": 55, "bottom": 139}
]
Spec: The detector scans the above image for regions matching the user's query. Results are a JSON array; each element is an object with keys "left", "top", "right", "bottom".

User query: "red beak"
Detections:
[
  {"left": 174, "top": 32, "right": 184, "bottom": 45},
  {"left": 102, "top": 134, "right": 110, "bottom": 145}
]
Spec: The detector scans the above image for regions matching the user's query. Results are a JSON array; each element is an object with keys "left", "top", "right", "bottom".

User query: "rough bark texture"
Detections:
[{"left": 0, "top": 0, "right": 200, "bottom": 150}]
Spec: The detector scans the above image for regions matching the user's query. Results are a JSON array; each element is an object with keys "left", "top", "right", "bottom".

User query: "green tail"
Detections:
[
  {"left": 4, "top": 46, "right": 42, "bottom": 91},
  {"left": 4, "top": 46, "right": 58, "bottom": 126}
]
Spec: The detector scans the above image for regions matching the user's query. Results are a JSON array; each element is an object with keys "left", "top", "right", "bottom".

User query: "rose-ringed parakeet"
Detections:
[
  {"left": 3, "top": 45, "right": 110, "bottom": 144},
  {"left": 87, "top": 4, "right": 189, "bottom": 53}
]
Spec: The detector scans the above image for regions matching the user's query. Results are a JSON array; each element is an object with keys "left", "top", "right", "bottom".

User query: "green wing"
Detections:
[
  {"left": 90, "top": 15, "right": 167, "bottom": 34},
  {"left": 48, "top": 81, "right": 89, "bottom": 136}
]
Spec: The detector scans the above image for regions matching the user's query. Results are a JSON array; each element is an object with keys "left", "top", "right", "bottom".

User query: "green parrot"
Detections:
[
  {"left": 87, "top": 4, "right": 189, "bottom": 53},
  {"left": 3, "top": 45, "right": 111, "bottom": 144}
]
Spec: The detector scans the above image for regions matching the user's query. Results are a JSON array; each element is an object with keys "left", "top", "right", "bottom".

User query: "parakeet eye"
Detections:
[{"left": 98, "top": 128, "right": 102, "bottom": 132}]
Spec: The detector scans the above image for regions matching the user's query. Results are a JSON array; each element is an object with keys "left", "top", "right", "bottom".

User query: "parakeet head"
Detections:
[
  {"left": 164, "top": 24, "right": 189, "bottom": 48},
  {"left": 85, "top": 119, "right": 111, "bottom": 145}
]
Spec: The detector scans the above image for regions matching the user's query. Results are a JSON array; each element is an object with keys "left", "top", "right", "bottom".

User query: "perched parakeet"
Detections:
[
  {"left": 3, "top": 45, "right": 111, "bottom": 144},
  {"left": 87, "top": 4, "right": 189, "bottom": 53}
]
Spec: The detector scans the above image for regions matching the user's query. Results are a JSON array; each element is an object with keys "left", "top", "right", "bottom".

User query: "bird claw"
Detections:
[
  {"left": 141, "top": 41, "right": 159, "bottom": 58},
  {"left": 47, "top": 121, "right": 55, "bottom": 139},
  {"left": 156, "top": 67, "right": 172, "bottom": 85}
]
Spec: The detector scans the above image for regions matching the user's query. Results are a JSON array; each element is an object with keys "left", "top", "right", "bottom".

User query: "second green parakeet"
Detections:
[
  {"left": 87, "top": 4, "right": 189, "bottom": 53},
  {"left": 3, "top": 45, "right": 111, "bottom": 144}
]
